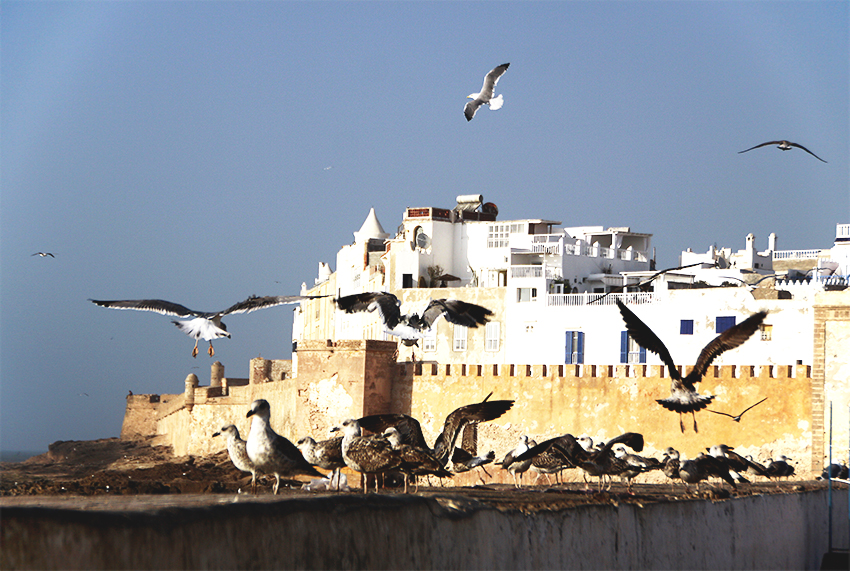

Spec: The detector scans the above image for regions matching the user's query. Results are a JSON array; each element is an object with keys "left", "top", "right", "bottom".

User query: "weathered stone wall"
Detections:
[
  {"left": 119, "top": 394, "right": 160, "bottom": 441},
  {"left": 396, "top": 362, "right": 815, "bottom": 477},
  {"left": 2, "top": 490, "right": 847, "bottom": 569},
  {"left": 813, "top": 290, "right": 850, "bottom": 473}
]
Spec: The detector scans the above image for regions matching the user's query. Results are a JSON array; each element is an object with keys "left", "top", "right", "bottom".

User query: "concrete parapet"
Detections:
[{"left": 2, "top": 490, "right": 846, "bottom": 569}]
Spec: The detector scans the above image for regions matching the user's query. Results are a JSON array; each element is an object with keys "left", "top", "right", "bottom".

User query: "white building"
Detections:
[{"left": 295, "top": 198, "right": 847, "bottom": 371}]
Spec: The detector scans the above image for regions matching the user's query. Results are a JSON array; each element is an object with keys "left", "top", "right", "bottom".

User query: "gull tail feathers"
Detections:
[{"left": 489, "top": 94, "right": 504, "bottom": 110}]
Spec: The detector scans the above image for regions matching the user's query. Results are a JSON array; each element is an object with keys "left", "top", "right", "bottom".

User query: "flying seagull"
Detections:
[
  {"left": 334, "top": 292, "right": 493, "bottom": 347},
  {"left": 707, "top": 397, "right": 768, "bottom": 422},
  {"left": 90, "top": 294, "right": 324, "bottom": 357},
  {"left": 464, "top": 63, "right": 510, "bottom": 122},
  {"left": 616, "top": 300, "right": 767, "bottom": 433},
  {"left": 738, "top": 140, "right": 827, "bottom": 163},
  {"left": 31, "top": 252, "right": 55, "bottom": 258}
]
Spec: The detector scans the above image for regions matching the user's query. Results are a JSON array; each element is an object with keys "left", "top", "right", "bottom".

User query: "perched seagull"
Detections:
[
  {"left": 616, "top": 300, "right": 768, "bottom": 433},
  {"left": 335, "top": 292, "right": 493, "bottom": 347},
  {"left": 707, "top": 397, "right": 768, "bottom": 423},
  {"left": 90, "top": 294, "right": 323, "bottom": 357},
  {"left": 245, "top": 399, "right": 322, "bottom": 494},
  {"left": 678, "top": 453, "right": 738, "bottom": 493},
  {"left": 357, "top": 393, "right": 513, "bottom": 467},
  {"left": 500, "top": 435, "right": 536, "bottom": 488},
  {"left": 818, "top": 461, "right": 849, "bottom": 481},
  {"left": 707, "top": 444, "right": 760, "bottom": 483},
  {"left": 464, "top": 63, "right": 510, "bottom": 121},
  {"left": 766, "top": 456, "right": 795, "bottom": 480},
  {"left": 334, "top": 418, "right": 402, "bottom": 493},
  {"left": 213, "top": 424, "right": 259, "bottom": 487},
  {"left": 613, "top": 444, "right": 662, "bottom": 493},
  {"left": 383, "top": 427, "right": 452, "bottom": 492},
  {"left": 738, "top": 140, "right": 827, "bottom": 163},
  {"left": 31, "top": 252, "right": 55, "bottom": 258},
  {"left": 296, "top": 435, "right": 345, "bottom": 490},
  {"left": 516, "top": 432, "right": 644, "bottom": 492}
]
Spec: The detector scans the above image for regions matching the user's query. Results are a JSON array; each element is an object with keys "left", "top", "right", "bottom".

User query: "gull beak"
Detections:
[
  {"left": 212, "top": 432, "right": 221, "bottom": 438},
  {"left": 329, "top": 426, "right": 340, "bottom": 433}
]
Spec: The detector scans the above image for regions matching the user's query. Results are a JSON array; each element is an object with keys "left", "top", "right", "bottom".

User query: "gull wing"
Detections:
[
  {"left": 222, "top": 295, "right": 323, "bottom": 316},
  {"left": 479, "top": 63, "right": 510, "bottom": 100},
  {"left": 270, "top": 433, "right": 323, "bottom": 477},
  {"left": 597, "top": 432, "right": 644, "bottom": 457},
  {"left": 514, "top": 434, "right": 585, "bottom": 464},
  {"left": 616, "top": 301, "right": 679, "bottom": 378},
  {"left": 738, "top": 141, "right": 783, "bottom": 154},
  {"left": 335, "top": 292, "right": 402, "bottom": 330},
  {"left": 689, "top": 311, "right": 767, "bottom": 380},
  {"left": 787, "top": 142, "right": 827, "bottom": 162},
  {"left": 464, "top": 99, "right": 484, "bottom": 121},
  {"left": 420, "top": 299, "right": 493, "bottom": 329},
  {"left": 433, "top": 398, "right": 514, "bottom": 462},
  {"left": 89, "top": 299, "right": 209, "bottom": 318}
]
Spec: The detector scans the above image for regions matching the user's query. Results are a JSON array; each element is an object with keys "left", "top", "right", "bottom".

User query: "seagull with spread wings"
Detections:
[
  {"left": 738, "top": 140, "right": 827, "bottom": 162},
  {"left": 616, "top": 300, "right": 767, "bottom": 432},
  {"left": 334, "top": 292, "right": 493, "bottom": 347},
  {"left": 707, "top": 397, "right": 768, "bottom": 423},
  {"left": 464, "top": 63, "right": 510, "bottom": 121},
  {"left": 357, "top": 393, "right": 513, "bottom": 468},
  {"left": 90, "top": 294, "right": 324, "bottom": 357}
]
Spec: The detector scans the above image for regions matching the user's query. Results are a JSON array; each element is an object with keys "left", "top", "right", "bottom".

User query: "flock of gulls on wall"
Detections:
[
  {"left": 203, "top": 290, "right": 801, "bottom": 495},
  {"left": 210, "top": 394, "right": 806, "bottom": 497},
  {"left": 31, "top": 63, "right": 830, "bottom": 494}
]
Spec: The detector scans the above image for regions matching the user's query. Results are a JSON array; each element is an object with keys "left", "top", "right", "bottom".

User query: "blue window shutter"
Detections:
[
  {"left": 565, "top": 332, "right": 573, "bottom": 364},
  {"left": 680, "top": 319, "right": 694, "bottom": 335},
  {"left": 716, "top": 316, "right": 736, "bottom": 333},
  {"left": 640, "top": 345, "right": 647, "bottom": 363},
  {"left": 577, "top": 331, "right": 585, "bottom": 364},
  {"left": 620, "top": 331, "right": 628, "bottom": 363}
]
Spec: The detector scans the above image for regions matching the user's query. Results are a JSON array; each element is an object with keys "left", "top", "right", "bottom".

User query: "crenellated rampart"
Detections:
[{"left": 122, "top": 341, "right": 818, "bottom": 477}]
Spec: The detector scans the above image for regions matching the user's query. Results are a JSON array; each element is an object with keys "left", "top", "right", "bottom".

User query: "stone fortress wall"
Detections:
[{"left": 122, "top": 339, "right": 823, "bottom": 478}]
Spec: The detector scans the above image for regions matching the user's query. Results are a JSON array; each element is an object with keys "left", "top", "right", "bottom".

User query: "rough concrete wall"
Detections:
[
  {"left": 399, "top": 363, "right": 814, "bottom": 476},
  {"left": 2, "top": 490, "right": 846, "bottom": 569}
]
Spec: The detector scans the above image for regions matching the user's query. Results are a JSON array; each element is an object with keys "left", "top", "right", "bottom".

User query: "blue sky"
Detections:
[{"left": 2, "top": 1, "right": 847, "bottom": 453}]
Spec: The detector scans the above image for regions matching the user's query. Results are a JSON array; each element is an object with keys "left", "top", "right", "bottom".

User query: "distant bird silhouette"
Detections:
[
  {"left": 707, "top": 397, "right": 767, "bottom": 422},
  {"left": 31, "top": 252, "right": 55, "bottom": 258},
  {"left": 90, "top": 294, "right": 323, "bottom": 357},
  {"left": 464, "top": 63, "right": 510, "bottom": 121},
  {"left": 616, "top": 300, "right": 768, "bottom": 432},
  {"left": 738, "top": 140, "right": 827, "bottom": 163},
  {"left": 335, "top": 292, "right": 493, "bottom": 347}
]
